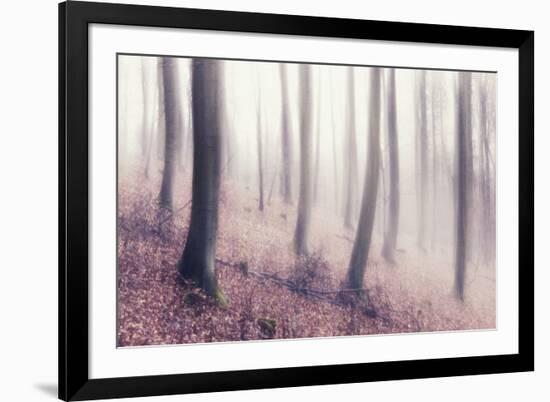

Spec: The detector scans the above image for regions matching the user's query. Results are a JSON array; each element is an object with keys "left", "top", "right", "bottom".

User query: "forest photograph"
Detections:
[{"left": 116, "top": 54, "right": 496, "bottom": 347}]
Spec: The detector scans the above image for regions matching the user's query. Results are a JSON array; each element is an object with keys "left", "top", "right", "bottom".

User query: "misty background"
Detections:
[{"left": 116, "top": 54, "right": 496, "bottom": 346}]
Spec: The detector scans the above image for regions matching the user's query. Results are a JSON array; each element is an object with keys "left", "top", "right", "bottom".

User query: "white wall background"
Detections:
[{"left": 0, "top": 0, "right": 544, "bottom": 401}]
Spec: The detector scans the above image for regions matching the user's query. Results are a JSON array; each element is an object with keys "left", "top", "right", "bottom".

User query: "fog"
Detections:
[{"left": 117, "top": 54, "right": 496, "bottom": 345}]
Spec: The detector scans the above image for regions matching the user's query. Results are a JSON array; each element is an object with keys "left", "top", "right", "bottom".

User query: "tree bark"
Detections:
[
  {"left": 257, "top": 89, "right": 265, "bottom": 212},
  {"left": 178, "top": 59, "right": 226, "bottom": 304},
  {"left": 430, "top": 77, "right": 438, "bottom": 250},
  {"left": 159, "top": 57, "right": 178, "bottom": 209},
  {"left": 294, "top": 64, "right": 313, "bottom": 256},
  {"left": 140, "top": 59, "right": 151, "bottom": 158},
  {"left": 382, "top": 69, "right": 400, "bottom": 263},
  {"left": 143, "top": 59, "right": 162, "bottom": 179},
  {"left": 313, "top": 72, "right": 322, "bottom": 203},
  {"left": 454, "top": 72, "right": 472, "bottom": 301},
  {"left": 279, "top": 64, "right": 293, "bottom": 204},
  {"left": 417, "top": 71, "right": 428, "bottom": 251},
  {"left": 345, "top": 68, "right": 381, "bottom": 289},
  {"left": 344, "top": 68, "right": 359, "bottom": 229},
  {"left": 330, "top": 80, "right": 339, "bottom": 211}
]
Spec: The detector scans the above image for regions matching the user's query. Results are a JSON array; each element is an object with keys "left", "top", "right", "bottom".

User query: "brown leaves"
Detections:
[{"left": 117, "top": 173, "right": 495, "bottom": 347}]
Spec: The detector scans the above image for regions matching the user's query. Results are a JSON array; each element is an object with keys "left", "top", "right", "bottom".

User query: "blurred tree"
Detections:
[
  {"left": 382, "top": 69, "right": 400, "bottom": 264},
  {"left": 257, "top": 85, "right": 265, "bottom": 212},
  {"left": 159, "top": 57, "right": 178, "bottom": 209},
  {"left": 417, "top": 71, "right": 428, "bottom": 251},
  {"left": 454, "top": 71, "right": 473, "bottom": 301},
  {"left": 344, "top": 68, "right": 359, "bottom": 229},
  {"left": 345, "top": 68, "right": 382, "bottom": 289},
  {"left": 178, "top": 59, "right": 226, "bottom": 305},
  {"left": 279, "top": 64, "right": 293, "bottom": 204},
  {"left": 294, "top": 64, "right": 313, "bottom": 256}
]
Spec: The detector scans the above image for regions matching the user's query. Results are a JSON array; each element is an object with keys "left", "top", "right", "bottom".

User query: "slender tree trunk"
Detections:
[
  {"left": 257, "top": 90, "right": 265, "bottom": 212},
  {"left": 382, "top": 69, "right": 400, "bottom": 263},
  {"left": 171, "top": 61, "right": 185, "bottom": 174},
  {"left": 143, "top": 59, "right": 162, "bottom": 179},
  {"left": 279, "top": 64, "right": 293, "bottom": 204},
  {"left": 479, "top": 78, "right": 495, "bottom": 264},
  {"left": 454, "top": 72, "right": 472, "bottom": 301},
  {"left": 479, "top": 78, "right": 488, "bottom": 262},
  {"left": 431, "top": 77, "right": 438, "bottom": 250},
  {"left": 483, "top": 100, "right": 495, "bottom": 263},
  {"left": 345, "top": 68, "right": 381, "bottom": 289},
  {"left": 181, "top": 82, "right": 193, "bottom": 173},
  {"left": 159, "top": 58, "right": 178, "bottom": 209},
  {"left": 330, "top": 82, "right": 339, "bottom": 211},
  {"left": 344, "top": 68, "right": 358, "bottom": 229},
  {"left": 140, "top": 59, "right": 150, "bottom": 158},
  {"left": 417, "top": 71, "right": 428, "bottom": 251},
  {"left": 379, "top": 149, "right": 386, "bottom": 238},
  {"left": 294, "top": 65, "right": 313, "bottom": 256},
  {"left": 313, "top": 73, "right": 322, "bottom": 203},
  {"left": 156, "top": 62, "right": 166, "bottom": 163},
  {"left": 178, "top": 59, "right": 226, "bottom": 304}
]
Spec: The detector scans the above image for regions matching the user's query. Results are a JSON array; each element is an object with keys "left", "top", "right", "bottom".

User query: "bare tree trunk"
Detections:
[
  {"left": 159, "top": 57, "right": 178, "bottom": 210},
  {"left": 430, "top": 77, "right": 438, "bottom": 250},
  {"left": 479, "top": 77, "right": 495, "bottom": 264},
  {"left": 178, "top": 59, "right": 226, "bottom": 304},
  {"left": 382, "top": 69, "right": 400, "bottom": 263},
  {"left": 294, "top": 64, "right": 313, "bottom": 256},
  {"left": 313, "top": 72, "right": 322, "bottom": 203},
  {"left": 175, "top": 92, "right": 186, "bottom": 173},
  {"left": 379, "top": 149, "right": 387, "bottom": 239},
  {"left": 221, "top": 76, "right": 233, "bottom": 178},
  {"left": 454, "top": 72, "right": 472, "bottom": 301},
  {"left": 417, "top": 71, "right": 428, "bottom": 251},
  {"left": 478, "top": 78, "right": 488, "bottom": 262},
  {"left": 140, "top": 59, "right": 151, "bottom": 158},
  {"left": 330, "top": 81, "right": 339, "bottom": 211},
  {"left": 144, "top": 59, "right": 162, "bottom": 179},
  {"left": 257, "top": 89, "right": 265, "bottom": 212},
  {"left": 279, "top": 64, "right": 293, "bottom": 204},
  {"left": 345, "top": 68, "right": 381, "bottom": 289},
  {"left": 344, "top": 68, "right": 358, "bottom": 229},
  {"left": 155, "top": 62, "right": 166, "bottom": 163}
]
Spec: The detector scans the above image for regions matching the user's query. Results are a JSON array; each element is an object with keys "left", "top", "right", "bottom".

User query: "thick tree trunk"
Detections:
[
  {"left": 344, "top": 68, "right": 359, "bottom": 229},
  {"left": 279, "top": 64, "right": 293, "bottom": 204},
  {"left": 294, "top": 64, "right": 313, "bottom": 256},
  {"left": 345, "top": 68, "right": 381, "bottom": 289},
  {"left": 178, "top": 59, "right": 226, "bottom": 304},
  {"left": 382, "top": 69, "right": 400, "bottom": 263},
  {"left": 159, "top": 57, "right": 178, "bottom": 210},
  {"left": 454, "top": 72, "right": 472, "bottom": 301}
]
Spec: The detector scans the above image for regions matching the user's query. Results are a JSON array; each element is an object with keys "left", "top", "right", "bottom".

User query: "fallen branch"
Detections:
[
  {"left": 216, "top": 258, "right": 369, "bottom": 295},
  {"left": 215, "top": 258, "right": 423, "bottom": 330},
  {"left": 157, "top": 199, "right": 192, "bottom": 228},
  {"left": 215, "top": 258, "right": 374, "bottom": 309}
]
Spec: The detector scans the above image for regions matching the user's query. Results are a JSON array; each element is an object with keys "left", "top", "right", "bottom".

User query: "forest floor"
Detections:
[{"left": 117, "top": 171, "right": 496, "bottom": 347}]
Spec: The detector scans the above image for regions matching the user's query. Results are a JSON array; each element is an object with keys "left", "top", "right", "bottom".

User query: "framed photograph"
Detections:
[{"left": 59, "top": 1, "right": 534, "bottom": 400}]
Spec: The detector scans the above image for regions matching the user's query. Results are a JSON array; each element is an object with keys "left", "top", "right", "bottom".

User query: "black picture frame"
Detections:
[{"left": 59, "top": 1, "right": 534, "bottom": 400}]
